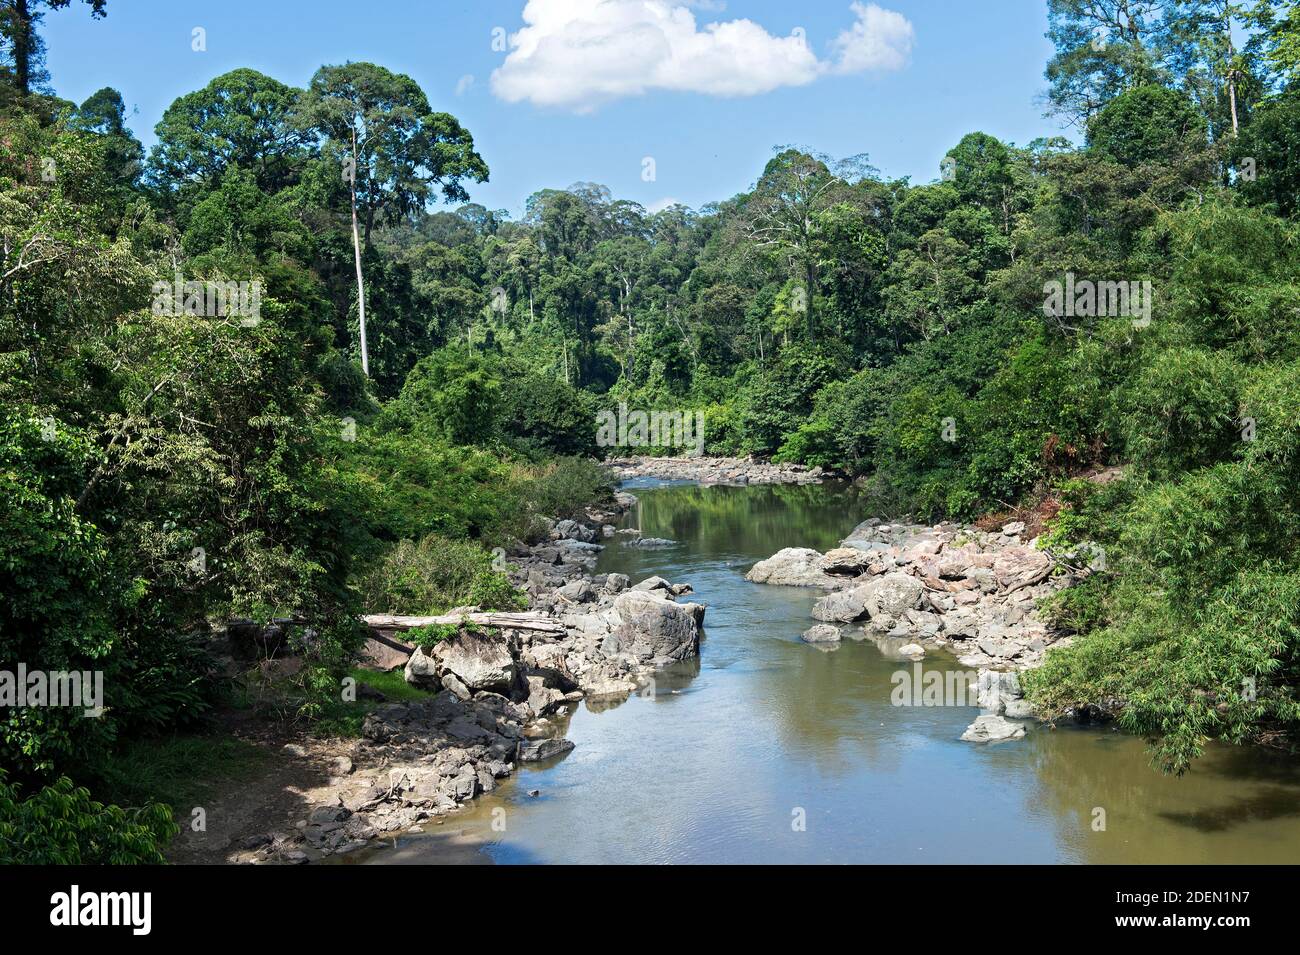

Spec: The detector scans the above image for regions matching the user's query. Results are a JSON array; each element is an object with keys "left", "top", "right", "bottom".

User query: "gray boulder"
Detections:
[
  {"left": 405, "top": 630, "right": 517, "bottom": 695},
  {"left": 868, "top": 572, "right": 924, "bottom": 618},
  {"left": 801, "top": 624, "right": 843, "bottom": 643},
  {"left": 960, "top": 714, "right": 1026, "bottom": 743},
  {"left": 554, "top": 519, "right": 596, "bottom": 543},
  {"left": 602, "top": 590, "right": 700, "bottom": 662},
  {"left": 519, "top": 738, "right": 575, "bottom": 762},
  {"left": 745, "top": 548, "right": 834, "bottom": 588},
  {"left": 811, "top": 582, "right": 877, "bottom": 622}
]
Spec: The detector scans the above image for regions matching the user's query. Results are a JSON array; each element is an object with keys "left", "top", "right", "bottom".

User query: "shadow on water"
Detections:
[{"left": 1158, "top": 787, "right": 1300, "bottom": 833}]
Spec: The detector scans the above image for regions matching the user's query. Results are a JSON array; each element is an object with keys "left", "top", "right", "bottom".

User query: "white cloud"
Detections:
[
  {"left": 455, "top": 74, "right": 475, "bottom": 96},
  {"left": 489, "top": 0, "right": 913, "bottom": 112},
  {"left": 830, "top": 2, "right": 914, "bottom": 74},
  {"left": 646, "top": 196, "right": 683, "bottom": 213}
]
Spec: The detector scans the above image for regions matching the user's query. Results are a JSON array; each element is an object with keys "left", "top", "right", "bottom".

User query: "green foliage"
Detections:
[
  {"left": 358, "top": 535, "right": 524, "bottom": 616},
  {"left": 0, "top": 771, "right": 177, "bottom": 864}
]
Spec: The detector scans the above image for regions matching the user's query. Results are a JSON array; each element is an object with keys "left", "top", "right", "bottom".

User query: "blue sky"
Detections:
[{"left": 45, "top": 0, "right": 1067, "bottom": 217}]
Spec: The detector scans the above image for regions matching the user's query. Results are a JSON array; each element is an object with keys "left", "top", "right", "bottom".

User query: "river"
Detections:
[{"left": 359, "top": 479, "right": 1300, "bottom": 864}]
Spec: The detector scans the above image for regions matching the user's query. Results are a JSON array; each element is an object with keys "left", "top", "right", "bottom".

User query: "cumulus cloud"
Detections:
[
  {"left": 830, "top": 2, "right": 914, "bottom": 74},
  {"left": 489, "top": 0, "right": 913, "bottom": 111}
]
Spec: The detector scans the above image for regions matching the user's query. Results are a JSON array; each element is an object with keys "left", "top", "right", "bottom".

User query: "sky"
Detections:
[{"left": 44, "top": 0, "right": 1069, "bottom": 218}]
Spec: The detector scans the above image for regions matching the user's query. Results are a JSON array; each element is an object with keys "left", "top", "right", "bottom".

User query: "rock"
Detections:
[
  {"left": 623, "top": 537, "right": 677, "bottom": 548},
  {"left": 822, "top": 547, "right": 871, "bottom": 575},
  {"left": 358, "top": 635, "right": 412, "bottom": 671},
  {"left": 994, "top": 548, "right": 1052, "bottom": 592},
  {"left": 631, "top": 575, "right": 673, "bottom": 593},
  {"left": 960, "top": 714, "right": 1026, "bottom": 743},
  {"left": 329, "top": 756, "right": 354, "bottom": 776},
  {"left": 977, "top": 669, "right": 1023, "bottom": 713},
  {"left": 603, "top": 573, "right": 630, "bottom": 594},
  {"left": 801, "top": 624, "right": 843, "bottom": 643},
  {"left": 603, "top": 590, "right": 701, "bottom": 663},
  {"left": 518, "top": 738, "right": 575, "bottom": 762},
  {"left": 868, "top": 572, "right": 924, "bottom": 618},
  {"left": 811, "top": 582, "right": 877, "bottom": 623},
  {"left": 1001, "top": 521, "right": 1026, "bottom": 536},
  {"left": 406, "top": 630, "right": 518, "bottom": 696},
  {"left": 1004, "top": 699, "right": 1036, "bottom": 719},
  {"left": 745, "top": 548, "right": 835, "bottom": 588},
  {"left": 556, "top": 579, "right": 595, "bottom": 603},
  {"left": 441, "top": 672, "right": 472, "bottom": 700},
  {"left": 525, "top": 675, "right": 566, "bottom": 717},
  {"left": 554, "top": 519, "right": 596, "bottom": 543},
  {"left": 898, "top": 642, "right": 925, "bottom": 658},
  {"left": 282, "top": 743, "right": 307, "bottom": 758}
]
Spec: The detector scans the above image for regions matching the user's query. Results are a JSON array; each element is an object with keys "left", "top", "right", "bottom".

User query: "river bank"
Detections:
[
  {"left": 606, "top": 454, "right": 827, "bottom": 485},
  {"left": 746, "top": 514, "right": 1086, "bottom": 742},
  {"left": 170, "top": 482, "right": 710, "bottom": 864}
]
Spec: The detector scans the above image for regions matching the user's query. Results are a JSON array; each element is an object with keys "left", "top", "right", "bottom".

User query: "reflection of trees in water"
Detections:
[
  {"left": 1019, "top": 729, "right": 1300, "bottom": 863},
  {"left": 747, "top": 640, "right": 961, "bottom": 780},
  {"left": 627, "top": 482, "right": 865, "bottom": 559}
]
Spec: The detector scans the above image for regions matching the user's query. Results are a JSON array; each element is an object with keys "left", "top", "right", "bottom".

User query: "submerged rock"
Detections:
[{"left": 801, "top": 624, "right": 843, "bottom": 643}]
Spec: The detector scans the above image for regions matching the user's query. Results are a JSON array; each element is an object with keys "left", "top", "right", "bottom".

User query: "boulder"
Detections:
[
  {"left": 602, "top": 590, "right": 700, "bottom": 662},
  {"left": 960, "top": 714, "right": 1026, "bottom": 743},
  {"left": 631, "top": 575, "right": 673, "bottom": 593},
  {"left": 624, "top": 537, "right": 677, "bottom": 548},
  {"left": 801, "top": 624, "right": 843, "bottom": 643},
  {"left": 811, "top": 582, "right": 877, "bottom": 623},
  {"left": 977, "top": 669, "right": 1022, "bottom": 713},
  {"left": 405, "top": 630, "right": 517, "bottom": 696},
  {"left": 519, "top": 738, "right": 575, "bottom": 762},
  {"left": 867, "top": 572, "right": 924, "bottom": 618},
  {"left": 822, "top": 547, "right": 872, "bottom": 576},
  {"left": 994, "top": 548, "right": 1052, "bottom": 592},
  {"left": 556, "top": 579, "right": 595, "bottom": 603},
  {"left": 554, "top": 519, "right": 596, "bottom": 543},
  {"left": 745, "top": 548, "right": 834, "bottom": 588}
]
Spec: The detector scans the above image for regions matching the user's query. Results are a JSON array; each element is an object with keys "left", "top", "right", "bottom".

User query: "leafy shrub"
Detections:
[
  {"left": 358, "top": 535, "right": 524, "bottom": 615},
  {"left": 0, "top": 771, "right": 178, "bottom": 864}
]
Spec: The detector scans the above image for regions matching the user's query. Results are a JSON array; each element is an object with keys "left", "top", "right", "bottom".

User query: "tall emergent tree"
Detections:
[
  {"left": 295, "top": 62, "right": 488, "bottom": 376},
  {"left": 0, "top": 0, "right": 105, "bottom": 97}
]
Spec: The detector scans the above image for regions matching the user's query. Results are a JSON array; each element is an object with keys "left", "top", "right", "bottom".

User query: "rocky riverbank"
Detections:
[
  {"left": 747, "top": 516, "right": 1084, "bottom": 743},
  {"left": 213, "top": 490, "right": 705, "bottom": 864},
  {"left": 606, "top": 455, "right": 826, "bottom": 485}
]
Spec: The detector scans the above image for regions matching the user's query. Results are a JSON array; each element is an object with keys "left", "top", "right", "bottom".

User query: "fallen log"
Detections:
[{"left": 362, "top": 612, "right": 565, "bottom": 636}]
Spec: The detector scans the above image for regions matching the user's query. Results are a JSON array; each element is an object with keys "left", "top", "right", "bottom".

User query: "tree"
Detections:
[
  {"left": 69, "top": 87, "right": 142, "bottom": 186},
  {"left": 743, "top": 149, "right": 848, "bottom": 340},
  {"left": 148, "top": 69, "right": 308, "bottom": 194},
  {"left": 0, "top": 0, "right": 106, "bottom": 97},
  {"left": 295, "top": 62, "right": 488, "bottom": 377},
  {"left": 1044, "top": 0, "right": 1165, "bottom": 125}
]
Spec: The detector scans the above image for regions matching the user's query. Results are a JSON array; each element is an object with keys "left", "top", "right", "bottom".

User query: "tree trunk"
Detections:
[
  {"left": 13, "top": 0, "right": 32, "bottom": 96},
  {"left": 350, "top": 127, "right": 369, "bottom": 377},
  {"left": 363, "top": 612, "right": 565, "bottom": 635}
]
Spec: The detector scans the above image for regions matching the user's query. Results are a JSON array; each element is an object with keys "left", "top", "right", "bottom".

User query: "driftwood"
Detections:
[{"left": 362, "top": 612, "right": 565, "bottom": 636}]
